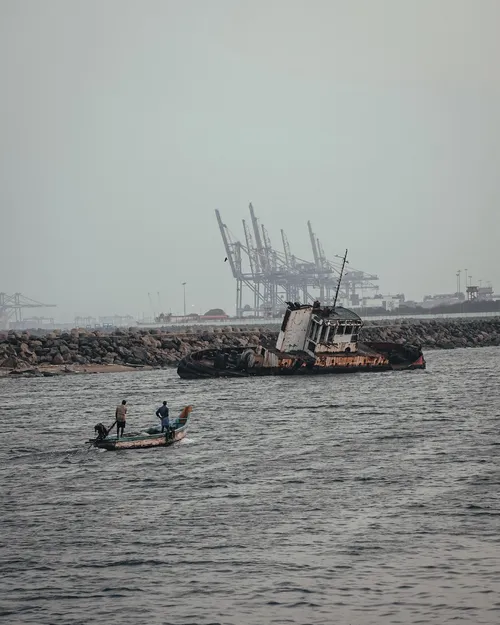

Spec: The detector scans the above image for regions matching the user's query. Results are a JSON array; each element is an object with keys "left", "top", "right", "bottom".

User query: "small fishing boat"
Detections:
[{"left": 89, "top": 405, "right": 192, "bottom": 451}]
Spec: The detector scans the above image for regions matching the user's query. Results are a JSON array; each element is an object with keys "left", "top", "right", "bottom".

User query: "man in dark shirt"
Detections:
[{"left": 156, "top": 401, "right": 170, "bottom": 432}]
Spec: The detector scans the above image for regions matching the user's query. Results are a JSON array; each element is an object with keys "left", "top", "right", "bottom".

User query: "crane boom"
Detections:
[
  {"left": 249, "top": 203, "right": 268, "bottom": 274},
  {"left": 215, "top": 209, "right": 239, "bottom": 278},
  {"left": 307, "top": 221, "right": 321, "bottom": 269},
  {"left": 317, "top": 238, "right": 327, "bottom": 267},
  {"left": 0, "top": 292, "right": 56, "bottom": 323},
  {"left": 261, "top": 224, "right": 275, "bottom": 272},
  {"left": 242, "top": 219, "right": 257, "bottom": 275},
  {"left": 281, "top": 229, "right": 291, "bottom": 267}
]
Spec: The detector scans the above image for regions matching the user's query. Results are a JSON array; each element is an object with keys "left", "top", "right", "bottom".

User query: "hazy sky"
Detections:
[{"left": 1, "top": 0, "right": 499, "bottom": 320}]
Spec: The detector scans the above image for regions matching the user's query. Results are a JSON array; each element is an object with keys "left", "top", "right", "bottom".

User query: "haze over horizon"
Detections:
[{"left": 1, "top": 0, "right": 499, "bottom": 321}]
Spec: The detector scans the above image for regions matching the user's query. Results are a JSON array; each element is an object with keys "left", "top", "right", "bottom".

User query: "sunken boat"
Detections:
[
  {"left": 89, "top": 405, "right": 192, "bottom": 451},
  {"left": 177, "top": 303, "right": 425, "bottom": 379}
]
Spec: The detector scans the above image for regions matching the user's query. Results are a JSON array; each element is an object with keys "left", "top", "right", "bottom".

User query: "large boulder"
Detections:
[
  {"left": 52, "top": 353, "right": 64, "bottom": 365},
  {"left": 161, "top": 340, "right": 179, "bottom": 351},
  {"left": 131, "top": 346, "right": 149, "bottom": 361},
  {"left": 0, "top": 355, "right": 20, "bottom": 369}
]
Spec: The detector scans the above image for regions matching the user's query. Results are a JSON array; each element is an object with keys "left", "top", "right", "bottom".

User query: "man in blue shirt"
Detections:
[{"left": 156, "top": 401, "right": 170, "bottom": 432}]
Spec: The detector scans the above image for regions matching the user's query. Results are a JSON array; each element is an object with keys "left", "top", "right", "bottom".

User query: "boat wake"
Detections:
[
  {"left": 179, "top": 437, "right": 196, "bottom": 445},
  {"left": 7, "top": 445, "right": 104, "bottom": 464}
]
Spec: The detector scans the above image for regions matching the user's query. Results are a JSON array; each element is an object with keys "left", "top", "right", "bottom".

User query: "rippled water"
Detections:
[{"left": 1, "top": 347, "right": 499, "bottom": 625}]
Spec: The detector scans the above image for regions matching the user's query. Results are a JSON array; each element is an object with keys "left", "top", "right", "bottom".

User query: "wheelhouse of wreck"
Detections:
[{"left": 275, "top": 301, "right": 363, "bottom": 358}]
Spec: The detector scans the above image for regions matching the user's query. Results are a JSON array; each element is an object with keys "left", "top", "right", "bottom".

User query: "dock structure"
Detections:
[
  {"left": 215, "top": 203, "right": 379, "bottom": 317},
  {"left": 0, "top": 293, "right": 56, "bottom": 330}
]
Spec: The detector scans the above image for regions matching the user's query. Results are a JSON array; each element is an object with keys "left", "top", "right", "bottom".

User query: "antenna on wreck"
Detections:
[{"left": 332, "top": 249, "right": 348, "bottom": 309}]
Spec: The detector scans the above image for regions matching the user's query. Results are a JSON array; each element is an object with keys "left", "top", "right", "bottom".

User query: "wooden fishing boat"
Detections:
[{"left": 89, "top": 405, "right": 192, "bottom": 451}]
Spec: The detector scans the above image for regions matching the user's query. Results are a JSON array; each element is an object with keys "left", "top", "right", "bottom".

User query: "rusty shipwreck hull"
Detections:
[{"left": 176, "top": 343, "right": 425, "bottom": 380}]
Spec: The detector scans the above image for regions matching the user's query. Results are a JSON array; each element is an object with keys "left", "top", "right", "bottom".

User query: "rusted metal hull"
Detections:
[
  {"left": 90, "top": 406, "right": 192, "bottom": 451},
  {"left": 177, "top": 345, "right": 425, "bottom": 379}
]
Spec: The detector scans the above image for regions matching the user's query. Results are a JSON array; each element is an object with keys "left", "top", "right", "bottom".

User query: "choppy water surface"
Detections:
[{"left": 1, "top": 347, "right": 499, "bottom": 625}]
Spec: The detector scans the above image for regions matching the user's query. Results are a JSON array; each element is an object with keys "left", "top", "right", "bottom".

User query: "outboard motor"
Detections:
[{"left": 94, "top": 423, "right": 109, "bottom": 441}]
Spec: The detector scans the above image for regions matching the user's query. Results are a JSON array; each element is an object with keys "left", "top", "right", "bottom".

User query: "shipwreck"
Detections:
[{"left": 177, "top": 300, "right": 424, "bottom": 379}]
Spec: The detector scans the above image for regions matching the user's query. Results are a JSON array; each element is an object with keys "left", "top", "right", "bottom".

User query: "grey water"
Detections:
[{"left": 1, "top": 347, "right": 499, "bottom": 625}]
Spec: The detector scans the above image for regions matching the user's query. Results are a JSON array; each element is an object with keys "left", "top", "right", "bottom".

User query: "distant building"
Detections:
[
  {"left": 420, "top": 293, "right": 464, "bottom": 309},
  {"left": 98, "top": 315, "right": 136, "bottom": 328},
  {"left": 477, "top": 286, "right": 494, "bottom": 301},
  {"left": 201, "top": 308, "right": 228, "bottom": 321},
  {"left": 155, "top": 312, "right": 172, "bottom": 323},
  {"left": 341, "top": 293, "right": 405, "bottom": 311},
  {"left": 9, "top": 317, "right": 56, "bottom": 330}
]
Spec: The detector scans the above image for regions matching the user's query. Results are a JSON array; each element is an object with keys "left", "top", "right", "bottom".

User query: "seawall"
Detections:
[{"left": 1, "top": 317, "right": 500, "bottom": 374}]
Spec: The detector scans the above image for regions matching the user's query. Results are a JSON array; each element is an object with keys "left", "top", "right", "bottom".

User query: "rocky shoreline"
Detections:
[{"left": 1, "top": 317, "right": 499, "bottom": 377}]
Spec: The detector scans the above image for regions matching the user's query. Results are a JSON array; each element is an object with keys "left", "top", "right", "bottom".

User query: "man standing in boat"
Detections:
[
  {"left": 156, "top": 401, "right": 170, "bottom": 433},
  {"left": 115, "top": 399, "right": 127, "bottom": 438}
]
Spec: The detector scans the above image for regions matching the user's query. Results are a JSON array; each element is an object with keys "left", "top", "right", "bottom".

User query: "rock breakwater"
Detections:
[{"left": 1, "top": 317, "right": 499, "bottom": 374}]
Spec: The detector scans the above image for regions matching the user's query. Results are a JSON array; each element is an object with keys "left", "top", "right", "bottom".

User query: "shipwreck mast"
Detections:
[{"left": 332, "top": 249, "right": 348, "bottom": 309}]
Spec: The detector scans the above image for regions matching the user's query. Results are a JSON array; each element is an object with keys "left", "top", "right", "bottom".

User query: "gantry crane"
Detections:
[
  {"left": 216, "top": 204, "right": 379, "bottom": 317},
  {"left": 0, "top": 292, "right": 56, "bottom": 326}
]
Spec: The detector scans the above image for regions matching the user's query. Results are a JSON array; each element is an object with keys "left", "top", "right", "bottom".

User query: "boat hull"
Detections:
[
  {"left": 90, "top": 406, "right": 192, "bottom": 451},
  {"left": 177, "top": 344, "right": 425, "bottom": 379}
]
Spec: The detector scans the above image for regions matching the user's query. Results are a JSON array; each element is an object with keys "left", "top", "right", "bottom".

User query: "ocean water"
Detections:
[{"left": 1, "top": 346, "right": 499, "bottom": 625}]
